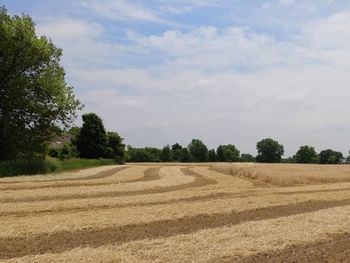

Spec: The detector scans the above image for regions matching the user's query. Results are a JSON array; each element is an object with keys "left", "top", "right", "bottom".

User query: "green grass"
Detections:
[
  {"left": 56, "top": 158, "right": 116, "bottom": 171},
  {"left": 0, "top": 158, "right": 117, "bottom": 178}
]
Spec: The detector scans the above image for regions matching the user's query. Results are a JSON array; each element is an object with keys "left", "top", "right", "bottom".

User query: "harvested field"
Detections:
[{"left": 1, "top": 163, "right": 350, "bottom": 262}]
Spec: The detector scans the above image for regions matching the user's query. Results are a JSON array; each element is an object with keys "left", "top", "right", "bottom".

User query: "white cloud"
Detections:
[
  {"left": 302, "top": 11, "right": 350, "bottom": 50},
  {"left": 279, "top": 0, "right": 295, "bottom": 6},
  {"left": 36, "top": 17, "right": 104, "bottom": 39},
  {"left": 84, "top": 0, "right": 164, "bottom": 23},
  {"left": 34, "top": 6, "right": 350, "bottom": 155},
  {"left": 36, "top": 17, "right": 128, "bottom": 70}
]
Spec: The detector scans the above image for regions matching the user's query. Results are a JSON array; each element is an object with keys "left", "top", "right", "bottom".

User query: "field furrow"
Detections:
[
  {"left": 0, "top": 167, "right": 215, "bottom": 203},
  {"left": 1, "top": 163, "right": 350, "bottom": 262},
  {"left": 2, "top": 197, "right": 350, "bottom": 259}
]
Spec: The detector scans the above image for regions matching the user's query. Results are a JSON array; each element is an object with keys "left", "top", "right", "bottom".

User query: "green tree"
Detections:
[
  {"left": 0, "top": 7, "right": 81, "bottom": 160},
  {"left": 294, "top": 146, "right": 318, "bottom": 164},
  {"left": 188, "top": 139, "right": 208, "bottom": 162},
  {"left": 68, "top": 126, "right": 81, "bottom": 139},
  {"left": 58, "top": 142, "right": 78, "bottom": 160},
  {"left": 160, "top": 145, "right": 172, "bottom": 162},
  {"left": 346, "top": 151, "right": 350, "bottom": 164},
  {"left": 179, "top": 148, "right": 192, "bottom": 162},
  {"left": 319, "top": 149, "right": 343, "bottom": 164},
  {"left": 208, "top": 149, "right": 217, "bottom": 162},
  {"left": 126, "top": 146, "right": 161, "bottom": 162},
  {"left": 75, "top": 113, "right": 107, "bottom": 159},
  {"left": 240, "top": 153, "right": 255, "bottom": 162},
  {"left": 256, "top": 138, "right": 284, "bottom": 163},
  {"left": 216, "top": 145, "right": 240, "bottom": 162},
  {"left": 216, "top": 145, "right": 226, "bottom": 162},
  {"left": 171, "top": 143, "right": 182, "bottom": 162},
  {"left": 105, "top": 132, "right": 125, "bottom": 163}
]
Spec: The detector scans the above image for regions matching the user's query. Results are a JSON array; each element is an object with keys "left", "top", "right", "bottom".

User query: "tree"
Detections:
[
  {"left": 346, "top": 151, "right": 350, "bottom": 164},
  {"left": 256, "top": 138, "right": 284, "bottom": 163},
  {"left": 75, "top": 113, "right": 107, "bottom": 159},
  {"left": 319, "top": 149, "right": 344, "bottom": 164},
  {"left": 126, "top": 146, "right": 161, "bottom": 162},
  {"left": 179, "top": 148, "right": 192, "bottom": 162},
  {"left": 216, "top": 145, "right": 240, "bottom": 162},
  {"left": 171, "top": 143, "right": 182, "bottom": 162},
  {"left": 68, "top": 126, "right": 81, "bottom": 139},
  {"left": 208, "top": 149, "right": 217, "bottom": 162},
  {"left": 0, "top": 7, "right": 81, "bottom": 160},
  {"left": 240, "top": 153, "right": 255, "bottom": 162},
  {"left": 160, "top": 145, "right": 172, "bottom": 162},
  {"left": 105, "top": 132, "right": 125, "bottom": 163},
  {"left": 294, "top": 146, "right": 318, "bottom": 164},
  {"left": 188, "top": 139, "right": 208, "bottom": 162}
]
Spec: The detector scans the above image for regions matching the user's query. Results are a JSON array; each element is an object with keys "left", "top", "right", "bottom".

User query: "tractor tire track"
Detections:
[
  {"left": 1, "top": 167, "right": 216, "bottom": 203},
  {"left": 2, "top": 198, "right": 350, "bottom": 259},
  {"left": 0, "top": 166, "right": 128, "bottom": 185},
  {"left": 0, "top": 167, "right": 157, "bottom": 191},
  {"left": 2, "top": 186, "right": 350, "bottom": 218},
  {"left": 0, "top": 192, "right": 236, "bottom": 218},
  {"left": 215, "top": 232, "right": 350, "bottom": 263},
  {"left": 0, "top": 167, "right": 132, "bottom": 190},
  {"left": 208, "top": 167, "right": 272, "bottom": 187}
]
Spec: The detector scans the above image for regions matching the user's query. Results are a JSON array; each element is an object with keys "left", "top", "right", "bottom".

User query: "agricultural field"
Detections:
[{"left": 1, "top": 163, "right": 350, "bottom": 262}]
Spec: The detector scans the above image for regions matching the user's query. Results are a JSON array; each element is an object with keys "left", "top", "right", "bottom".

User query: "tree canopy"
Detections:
[
  {"left": 256, "top": 138, "right": 284, "bottom": 163},
  {"left": 75, "top": 113, "right": 108, "bottom": 159},
  {"left": 188, "top": 139, "right": 208, "bottom": 162},
  {"left": 0, "top": 7, "right": 81, "bottom": 160},
  {"left": 208, "top": 149, "right": 217, "bottom": 162},
  {"left": 216, "top": 144, "right": 240, "bottom": 162},
  {"left": 75, "top": 113, "right": 125, "bottom": 162},
  {"left": 319, "top": 149, "right": 343, "bottom": 164},
  {"left": 160, "top": 145, "right": 172, "bottom": 162},
  {"left": 294, "top": 145, "right": 318, "bottom": 164}
]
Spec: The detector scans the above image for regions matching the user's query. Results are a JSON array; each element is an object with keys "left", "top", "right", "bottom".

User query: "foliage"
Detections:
[
  {"left": 188, "top": 139, "right": 208, "bottom": 162},
  {"left": 57, "top": 158, "right": 116, "bottom": 171},
  {"left": 0, "top": 159, "right": 57, "bottom": 177},
  {"left": 68, "top": 126, "right": 81, "bottom": 139},
  {"left": 0, "top": 7, "right": 81, "bottom": 160},
  {"left": 75, "top": 113, "right": 125, "bottom": 161},
  {"left": 179, "top": 148, "right": 192, "bottom": 162},
  {"left": 75, "top": 113, "right": 108, "bottom": 159},
  {"left": 0, "top": 157, "right": 116, "bottom": 177},
  {"left": 208, "top": 149, "right": 217, "bottom": 162},
  {"left": 281, "top": 156, "right": 296, "bottom": 163},
  {"left": 216, "top": 145, "right": 240, "bottom": 162},
  {"left": 126, "top": 146, "right": 161, "bottom": 162},
  {"left": 240, "top": 153, "right": 255, "bottom": 162},
  {"left": 294, "top": 146, "right": 318, "bottom": 164},
  {"left": 171, "top": 143, "right": 182, "bottom": 162},
  {"left": 256, "top": 138, "right": 284, "bottom": 163},
  {"left": 346, "top": 151, "right": 350, "bottom": 164},
  {"left": 105, "top": 132, "right": 125, "bottom": 163},
  {"left": 160, "top": 145, "right": 172, "bottom": 162},
  {"left": 319, "top": 149, "right": 344, "bottom": 164}
]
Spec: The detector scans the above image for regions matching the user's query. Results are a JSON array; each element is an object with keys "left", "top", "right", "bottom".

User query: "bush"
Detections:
[
  {"left": 126, "top": 146, "right": 161, "bottom": 162},
  {"left": 240, "top": 153, "right": 255, "bottom": 162},
  {"left": 0, "top": 159, "right": 58, "bottom": 177},
  {"left": 0, "top": 158, "right": 116, "bottom": 177},
  {"left": 57, "top": 158, "right": 116, "bottom": 170}
]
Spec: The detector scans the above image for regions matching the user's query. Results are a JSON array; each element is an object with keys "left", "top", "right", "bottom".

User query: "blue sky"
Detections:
[{"left": 3, "top": 0, "right": 350, "bottom": 156}]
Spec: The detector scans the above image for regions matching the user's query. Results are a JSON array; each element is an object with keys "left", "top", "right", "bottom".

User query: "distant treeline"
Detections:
[{"left": 126, "top": 138, "right": 350, "bottom": 164}]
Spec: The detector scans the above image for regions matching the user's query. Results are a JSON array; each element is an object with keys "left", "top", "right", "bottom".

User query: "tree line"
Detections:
[{"left": 126, "top": 137, "right": 350, "bottom": 164}]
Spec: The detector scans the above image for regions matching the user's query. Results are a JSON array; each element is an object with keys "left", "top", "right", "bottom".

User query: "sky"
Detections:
[{"left": 3, "top": 0, "right": 350, "bottom": 156}]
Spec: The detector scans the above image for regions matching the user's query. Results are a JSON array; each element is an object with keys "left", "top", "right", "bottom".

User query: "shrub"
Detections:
[{"left": 0, "top": 159, "right": 58, "bottom": 177}]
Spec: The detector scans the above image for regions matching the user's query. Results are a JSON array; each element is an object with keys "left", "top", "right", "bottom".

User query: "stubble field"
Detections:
[{"left": 1, "top": 163, "right": 350, "bottom": 262}]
